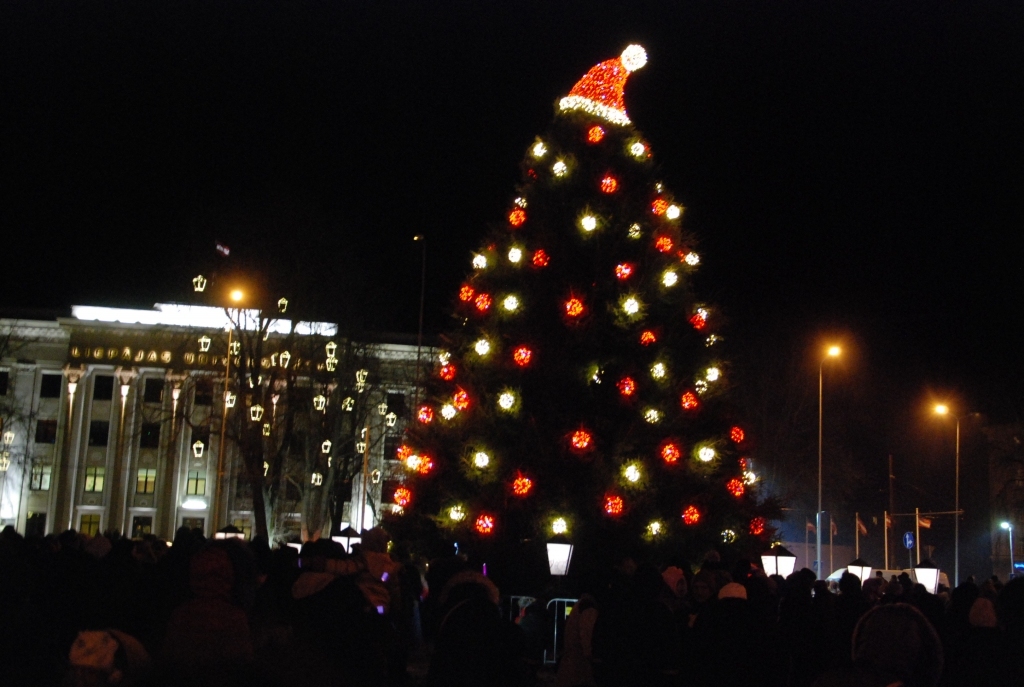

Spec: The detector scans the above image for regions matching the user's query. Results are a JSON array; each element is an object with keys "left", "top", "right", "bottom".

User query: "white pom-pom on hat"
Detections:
[{"left": 621, "top": 45, "right": 648, "bottom": 72}]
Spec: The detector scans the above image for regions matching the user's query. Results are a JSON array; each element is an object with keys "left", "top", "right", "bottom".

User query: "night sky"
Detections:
[{"left": 4, "top": 2, "right": 1022, "bottom": 569}]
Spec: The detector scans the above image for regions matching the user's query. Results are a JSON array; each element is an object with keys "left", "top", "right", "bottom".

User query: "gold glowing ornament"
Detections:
[
  {"left": 341, "top": 397, "right": 354, "bottom": 411},
  {"left": 441, "top": 404, "right": 457, "bottom": 420},
  {"left": 624, "top": 463, "right": 642, "bottom": 483},
  {"left": 325, "top": 341, "right": 337, "bottom": 358},
  {"left": 698, "top": 446, "right": 716, "bottom": 462},
  {"left": 474, "top": 451, "right": 490, "bottom": 468},
  {"left": 250, "top": 405, "right": 264, "bottom": 422},
  {"left": 449, "top": 505, "right": 466, "bottom": 522},
  {"left": 647, "top": 521, "right": 663, "bottom": 536},
  {"left": 278, "top": 298, "right": 288, "bottom": 313},
  {"left": 313, "top": 394, "right": 327, "bottom": 411},
  {"left": 580, "top": 215, "right": 598, "bottom": 232},
  {"left": 552, "top": 160, "right": 568, "bottom": 177},
  {"left": 650, "top": 362, "right": 666, "bottom": 380},
  {"left": 552, "top": 518, "right": 568, "bottom": 535},
  {"left": 497, "top": 391, "right": 517, "bottom": 411},
  {"left": 622, "top": 296, "right": 641, "bottom": 316},
  {"left": 385, "top": 412, "right": 397, "bottom": 427},
  {"left": 666, "top": 205, "right": 682, "bottom": 220},
  {"left": 474, "top": 339, "right": 491, "bottom": 356},
  {"left": 192, "top": 440, "right": 205, "bottom": 458},
  {"left": 695, "top": 380, "right": 708, "bottom": 395},
  {"left": 311, "top": 472, "right": 323, "bottom": 486},
  {"left": 279, "top": 350, "right": 291, "bottom": 368},
  {"left": 662, "top": 270, "right": 678, "bottom": 287},
  {"left": 262, "top": 423, "right": 271, "bottom": 436},
  {"left": 628, "top": 223, "right": 642, "bottom": 239},
  {"left": 472, "top": 254, "right": 488, "bottom": 270},
  {"left": 321, "top": 440, "right": 332, "bottom": 454},
  {"left": 532, "top": 141, "right": 547, "bottom": 158},
  {"left": 355, "top": 369, "right": 368, "bottom": 392},
  {"left": 502, "top": 295, "right": 520, "bottom": 312},
  {"left": 508, "top": 247, "right": 523, "bottom": 264},
  {"left": 356, "top": 441, "right": 366, "bottom": 454},
  {"left": 644, "top": 408, "right": 662, "bottom": 424},
  {"left": 438, "top": 351, "right": 451, "bottom": 366},
  {"left": 193, "top": 275, "right": 207, "bottom": 292},
  {"left": 230, "top": 340, "right": 241, "bottom": 355},
  {"left": 225, "top": 391, "right": 237, "bottom": 408},
  {"left": 325, "top": 356, "right": 338, "bottom": 372},
  {"left": 558, "top": 44, "right": 647, "bottom": 125},
  {"left": 377, "top": 402, "right": 388, "bottom": 416},
  {"left": 722, "top": 529, "right": 737, "bottom": 544},
  {"left": 263, "top": 461, "right": 269, "bottom": 476},
  {"left": 198, "top": 335, "right": 211, "bottom": 352}
]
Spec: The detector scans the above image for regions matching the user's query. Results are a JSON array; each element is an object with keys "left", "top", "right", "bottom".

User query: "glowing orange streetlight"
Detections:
[{"left": 817, "top": 344, "right": 842, "bottom": 579}]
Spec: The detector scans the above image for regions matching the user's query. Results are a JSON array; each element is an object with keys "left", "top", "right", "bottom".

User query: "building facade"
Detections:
[{"left": 0, "top": 303, "right": 424, "bottom": 541}]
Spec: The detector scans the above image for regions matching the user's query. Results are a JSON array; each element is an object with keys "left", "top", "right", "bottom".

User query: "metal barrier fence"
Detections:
[{"left": 505, "top": 595, "right": 579, "bottom": 665}]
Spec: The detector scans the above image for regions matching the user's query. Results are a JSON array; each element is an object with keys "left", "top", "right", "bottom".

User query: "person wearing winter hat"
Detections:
[
  {"left": 66, "top": 629, "right": 150, "bottom": 686},
  {"left": 717, "top": 582, "right": 748, "bottom": 601}
]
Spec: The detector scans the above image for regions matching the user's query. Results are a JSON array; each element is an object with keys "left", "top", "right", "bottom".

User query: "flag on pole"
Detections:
[
  {"left": 857, "top": 515, "right": 869, "bottom": 536},
  {"left": 831, "top": 519, "right": 839, "bottom": 536},
  {"left": 216, "top": 241, "right": 231, "bottom": 257},
  {"left": 919, "top": 516, "right": 932, "bottom": 529},
  {"left": 806, "top": 521, "right": 816, "bottom": 533},
  {"left": 885, "top": 513, "right": 892, "bottom": 529}
]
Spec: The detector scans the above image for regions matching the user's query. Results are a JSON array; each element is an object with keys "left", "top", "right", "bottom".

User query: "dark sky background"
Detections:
[{"left": 3, "top": 1, "right": 1022, "bottom": 571}]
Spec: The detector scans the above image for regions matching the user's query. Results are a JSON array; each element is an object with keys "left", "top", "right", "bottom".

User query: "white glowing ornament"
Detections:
[
  {"left": 225, "top": 392, "right": 237, "bottom": 408},
  {"left": 313, "top": 394, "right": 327, "bottom": 411},
  {"left": 508, "top": 247, "right": 522, "bottom": 263},
  {"left": 628, "top": 223, "right": 642, "bottom": 239},
  {"left": 685, "top": 252, "right": 700, "bottom": 266},
  {"left": 650, "top": 363, "right": 666, "bottom": 379},
  {"left": 630, "top": 142, "right": 646, "bottom": 158},
  {"left": 624, "top": 464, "right": 641, "bottom": 483},
  {"left": 532, "top": 141, "right": 547, "bottom": 158},
  {"left": 580, "top": 215, "right": 597, "bottom": 232},
  {"left": 474, "top": 452, "right": 490, "bottom": 468},
  {"left": 644, "top": 409, "right": 662, "bottom": 424},
  {"left": 449, "top": 505, "right": 466, "bottom": 521},
  {"left": 474, "top": 339, "right": 491, "bottom": 356},
  {"left": 321, "top": 440, "right": 332, "bottom": 454},
  {"left": 552, "top": 160, "right": 568, "bottom": 177},
  {"left": 666, "top": 205, "right": 681, "bottom": 220},
  {"left": 706, "top": 335, "right": 720, "bottom": 347},
  {"left": 250, "top": 405, "right": 264, "bottom": 422},
  {"left": 498, "top": 391, "right": 516, "bottom": 410},
  {"left": 503, "top": 295, "right": 520, "bottom": 312},
  {"left": 311, "top": 472, "right": 323, "bottom": 486},
  {"left": 378, "top": 401, "right": 389, "bottom": 416},
  {"left": 648, "top": 521, "right": 663, "bottom": 536},
  {"left": 620, "top": 44, "right": 648, "bottom": 71},
  {"left": 438, "top": 350, "right": 451, "bottom": 365},
  {"left": 623, "top": 297, "right": 640, "bottom": 315},
  {"left": 744, "top": 471, "right": 758, "bottom": 485},
  {"left": 325, "top": 356, "right": 338, "bottom": 372},
  {"left": 198, "top": 335, "right": 211, "bottom": 352},
  {"left": 472, "top": 254, "right": 487, "bottom": 269},
  {"left": 722, "top": 529, "right": 737, "bottom": 544},
  {"left": 552, "top": 518, "right": 568, "bottom": 535},
  {"left": 695, "top": 380, "right": 709, "bottom": 395},
  {"left": 514, "top": 197, "right": 527, "bottom": 208},
  {"left": 385, "top": 412, "right": 397, "bottom": 427},
  {"left": 356, "top": 441, "right": 366, "bottom": 454},
  {"left": 698, "top": 447, "right": 716, "bottom": 462},
  {"left": 441, "top": 404, "right": 457, "bottom": 420},
  {"left": 705, "top": 367, "right": 721, "bottom": 382},
  {"left": 662, "top": 270, "right": 678, "bottom": 287}
]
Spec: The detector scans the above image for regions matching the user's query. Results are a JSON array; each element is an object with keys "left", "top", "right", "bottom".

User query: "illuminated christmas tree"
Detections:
[{"left": 399, "top": 46, "right": 776, "bottom": 576}]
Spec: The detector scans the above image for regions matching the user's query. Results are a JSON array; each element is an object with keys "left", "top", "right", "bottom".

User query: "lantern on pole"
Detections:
[
  {"left": 847, "top": 558, "right": 872, "bottom": 583},
  {"left": 546, "top": 535, "right": 574, "bottom": 576},
  {"left": 913, "top": 559, "right": 940, "bottom": 594},
  {"left": 761, "top": 545, "right": 798, "bottom": 578},
  {"left": 192, "top": 440, "right": 205, "bottom": 458},
  {"left": 332, "top": 526, "right": 362, "bottom": 554}
]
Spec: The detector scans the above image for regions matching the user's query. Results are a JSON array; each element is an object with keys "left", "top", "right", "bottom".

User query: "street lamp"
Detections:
[
  {"left": 546, "top": 534, "right": 574, "bottom": 576},
  {"left": 331, "top": 526, "right": 362, "bottom": 554},
  {"left": 1001, "top": 521, "right": 1015, "bottom": 580},
  {"left": 761, "top": 545, "right": 797, "bottom": 578},
  {"left": 913, "top": 558, "right": 940, "bottom": 594},
  {"left": 817, "top": 344, "right": 841, "bottom": 579},
  {"left": 933, "top": 403, "right": 973, "bottom": 587},
  {"left": 847, "top": 557, "right": 872, "bottom": 583}
]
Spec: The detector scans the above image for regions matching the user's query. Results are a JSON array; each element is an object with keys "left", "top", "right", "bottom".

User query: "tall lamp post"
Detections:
[
  {"left": 213, "top": 288, "right": 244, "bottom": 531},
  {"left": 817, "top": 345, "right": 841, "bottom": 580},
  {"left": 934, "top": 404, "right": 973, "bottom": 587},
  {"left": 1001, "top": 521, "right": 1015, "bottom": 580}
]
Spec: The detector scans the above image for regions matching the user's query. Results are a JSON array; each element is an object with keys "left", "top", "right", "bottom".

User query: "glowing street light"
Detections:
[
  {"left": 933, "top": 403, "right": 975, "bottom": 587},
  {"left": 817, "top": 344, "right": 841, "bottom": 579},
  {"left": 230, "top": 289, "right": 244, "bottom": 303},
  {"left": 1001, "top": 521, "right": 1015, "bottom": 580}
]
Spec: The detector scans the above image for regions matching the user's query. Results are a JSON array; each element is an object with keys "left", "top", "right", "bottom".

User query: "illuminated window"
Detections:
[
  {"left": 187, "top": 470, "right": 207, "bottom": 496},
  {"left": 84, "top": 466, "right": 105, "bottom": 493},
  {"left": 80, "top": 514, "right": 101, "bottom": 537},
  {"left": 30, "top": 463, "right": 51, "bottom": 491},
  {"left": 132, "top": 516, "right": 152, "bottom": 539},
  {"left": 136, "top": 468, "right": 156, "bottom": 494}
]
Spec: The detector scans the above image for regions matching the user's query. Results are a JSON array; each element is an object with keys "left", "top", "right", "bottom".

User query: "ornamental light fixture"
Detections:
[
  {"left": 193, "top": 275, "right": 207, "bottom": 292},
  {"left": 311, "top": 472, "right": 323, "bottom": 486},
  {"left": 198, "top": 335, "right": 212, "bottom": 352},
  {"left": 313, "top": 394, "right": 327, "bottom": 412},
  {"left": 341, "top": 397, "right": 354, "bottom": 411},
  {"left": 262, "top": 423, "right": 271, "bottom": 436},
  {"left": 0, "top": 453, "right": 9, "bottom": 472},
  {"left": 325, "top": 356, "right": 338, "bottom": 372},
  {"left": 325, "top": 341, "right": 337, "bottom": 358},
  {"left": 546, "top": 535, "right": 574, "bottom": 577},
  {"left": 321, "top": 440, "right": 332, "bottom": 454},
  {"left": 192, "top": 440, "right": 205, "bottom": 458},
  {"left": 356, "top": 441, "right": 366, "bottom": 454},
  {"left": 761, "top": 545, "right": 798, "bottom": 578},
  {"left": 377, "top": 402, "right": 388, "bottom": 416},
  {"left": 250, "top": 404, "right": 264, "bottom": 422},
  {"left": 331, "top": 526, "right": 361, "bottom": 553},
  {"left": 847, "top": 558, "right": 872, "bottom": 583},
  {"left": 279, "top": 350, "right": 291, "bottom": 368},
  {"left": 277, "top": 297, "right": 288, "bottom": 313},
  {"left": 385, "top": 412, "right": 397, "bottom": 427},
  {"left": 2, "top": 431, "right": 13, "bottom": 447},
  {"left": 225, "top": 391, "right": 237, "bottom": 408},
  {"left": 355, "top": 369, "right": 368, "bottom": 392},
  {"left": 913, "top": 559, "right": 940, "bottom": 594}
]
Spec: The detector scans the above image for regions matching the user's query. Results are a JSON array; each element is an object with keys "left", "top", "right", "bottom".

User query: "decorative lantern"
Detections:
[
  {"left": 761, "top": 545, "right": 798, "bottom": 578},
  {"left": 331, "top": 526, "right": 362, "bottom": 554},
  {"left": 277, "top": 297, "right": 288, "bottom": 313},
  {"left": 385, "top": 412, "right": 397, "bottom": 427},
  {"left": 847, "top": 558, "right": 872, "bottom": 583},
  {"left": 355, "top": 369, "right": 368, "bottom": 391},
  {"left": 913, "top": 559, "right": 940, "bottom": 594},
  {"left": 325, "top": 341, "right": 337, "bottom": 358},
  {"left": 325, "top": 356, "right": 338, "bottom": 372},
  {"left": 546, "top": 535, "right": 574, "bottom": 576},
  {"left": 313, "top": 394, "right": 327, "bottom": 411},
  {"left": 215, "top": 525, "right": 245, "bottom": 540},
  {"left": 2, "top": 431, "right": 13, "bottom": 447},
  {"left": 250, "top": 404, "right": 264, "bottom": 422},
  {"left": 321, "top": 440, "right": 332, "bottom": 454},
  {"left": 198, "top": 335, "right": 212, "bottom": 352},
  {"left": 225, "top": 391, "right": 237, "bottom": 408},
  {"left": 192, "top": 275, "right": 207, "bottom": 292},
  {"left": 279, "top": 350, "right": 291, "bottom": 368},
  {"left": 192, "top": 440, "right": 205, "bottom": 458}
]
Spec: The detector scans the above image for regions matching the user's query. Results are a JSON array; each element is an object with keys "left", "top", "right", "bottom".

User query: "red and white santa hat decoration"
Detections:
[{"left": 558, "top": 45, "right": 647, "bottom": 125}]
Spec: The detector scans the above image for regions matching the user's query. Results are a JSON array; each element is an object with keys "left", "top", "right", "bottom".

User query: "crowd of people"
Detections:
[{"left": 0, "top": 524, "right": 1021, "bottom": 687}]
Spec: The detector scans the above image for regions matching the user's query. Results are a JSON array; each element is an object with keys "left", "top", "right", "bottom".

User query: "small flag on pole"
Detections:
[
  {"left": 885, "top": 513, "right": 892, "bottom": 528},
  {"left": 919, "top": 516, "right": 932, "bottom": 529},
  {"left": 857, "top": 515, "right": 869, "bottom": 536},
  {"left": 216, "top": 241, "right": 231, "bottom": 257},
  {"left": 831, "top": 519, "right": 839, "bottom": 536},
  {"left": 806, "top": 521, "right": 816, "bottom": 533}
]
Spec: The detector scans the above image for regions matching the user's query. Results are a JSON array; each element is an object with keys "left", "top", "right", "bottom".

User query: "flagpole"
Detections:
[
  {"left": 884, "top": 511, "right": 889, "bottom": 570},
  {"left": 855, "top": 512, "right": 860, "bottom": 558},
  {"left": 829, "top": 514, "right": 834, "bottom": 577},
  {"left": 915, "top": 507, "right": 921, "bottom": 565},
  {"left": 805, "top": 519, "right": 810, "bottom": 572}
]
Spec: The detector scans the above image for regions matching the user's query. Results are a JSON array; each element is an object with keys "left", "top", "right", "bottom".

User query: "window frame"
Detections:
[{"left": 136, "top": 468, "right": 156, "bottom": 494}]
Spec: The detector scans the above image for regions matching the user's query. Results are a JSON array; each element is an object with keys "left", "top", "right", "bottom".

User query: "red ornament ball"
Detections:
[
  {"left": 508, "top": 208, "right": 527, "bottom": 227},
  {"left": 615, "top": 263, "right": 633, "bottom": 280},
  {"left": 565, "top": 297, "right": 585, "bottom": 318},
  {"left": 439, "top": 364, "right": 456, "bottom": 381},
  {"left": 532, "top": 249, "right": 550, "bottom": 267},
  {"left": 600, "top": 176, "right": 619, "bottom": 194},
  {"left": 727, "top": 479, "right": 745, "bottom": 497},
  {"left": 682, "top": 505, "right": 701, "bottom": 526},
  {"left": 417, "top": 406, "right": 434, "bottom": 424},
  {"left": 475, "top": 514, "right": 495, "bottom": 535},
  {"left": 513, "top": 346, "right": 533, "bottom": 367},
  {"left": 474, "top": 293, "right": 492, "bottom": 312},
  {"left": 394, "top": 487, "right": 411, "bottom": 507},
  {"left": 605, "top": 495, "right": 624, "bottom": 516},
  {"left": 587, "top": 125, "right": 605, "bottom": 143},
  {"left": 617, "top": 377, "right": 636, "bottom": 397},
  {"left": 639, "top": 330, "right": 657, "bottom": 346},
  {"left": 750, "top": 517, "right": 766, "bottom": 536},
  {"left": 512, "top": 474, "right": 533, "bottom": 496},
  {"left": 730, "top": 426, "right": 745, "bottom": 443},
  {"left": 680, "top": 392, "right": 700, "bottom": 411},
  {"left": 414, "top": 456, "right": 434, "bottom": 475},
  {"left": 571, "top": 429, "right": 592, "bottom": 450},
  {"left": 396, "top": 445, "right": 413, "bottom": 461},
  {"left": 661, "top": 442, "right": 682, "bottom": 464},
  {"left": 452, "top": 388, "right": 470, "bottom": 411},
  {"left": 655, "top": 236, "right": 674, "bottom": 253},
  {"left": 652, "top": 199, "right": 669, "bottom": 215},
  {"left": 689, "top": 312, "right": 707, "bottom": 330},
  {"left": 459, "top": 285, "right": 475, "bottom": 302}
]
